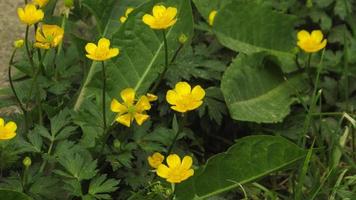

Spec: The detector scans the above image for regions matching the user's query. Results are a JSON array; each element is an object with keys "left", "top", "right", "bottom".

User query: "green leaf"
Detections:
[
  {"left": 88, "top": 174, "right": 119, "bottom": 199},
  {"left": 213, "top": 1, "right": 297, "bottom": 72},
  {"left": 0, "top": 189, "right": 33, "bottom": 200},
  {"left": 221, "top": 53, "right": 305, "bottom": 123},
  {"left": 74, "top": 0, "right": 194, "bottom": 110},
  {"left": 175, "top": 135, "right": 306, "bottom": 200}
]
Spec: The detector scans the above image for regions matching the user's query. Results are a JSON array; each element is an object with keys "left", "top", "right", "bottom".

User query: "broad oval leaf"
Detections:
[
  {"left": 175, "top": 135, "right": 305, "bottom": 200},
  {"left": 213, "top": 1, "right": 297, "bottom": 72},
  {"left": 221, "top": 53, "right": 305, "bottom": 123},
  {"left": 0, "top": 189, "right": 33, "bottom": 200}
]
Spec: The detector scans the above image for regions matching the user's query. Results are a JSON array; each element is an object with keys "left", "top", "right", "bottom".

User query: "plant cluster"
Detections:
[{"left": 0, "top": 0, "right": 355, "bottom": 199}]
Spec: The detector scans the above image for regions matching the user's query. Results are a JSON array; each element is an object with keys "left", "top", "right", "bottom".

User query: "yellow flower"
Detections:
[
  {"left": 120, "top": 7, "right": 134, "bottom": 23},
  {"left": 156, "top": 154, "right": 194, "bottom": 183},
  {"left": 34, "top": 24, "right": 64, "bottom": 49},
  {"left": 148, "top": 152, "right": 164, "bottom": 168},
  {"left": 85, "top": 38, "right": 119, "bottom": 61},
  {"left": 142, "top": 5, "right": 177, "bottom": 30},
  {"left": 0, "top": 118, "right": 17, "bottom": 140},
  {"left": 166, "top": 82, "right": 205, "bottom": 113},
  {"left": 111, "top": 88, "right": 151, "bottom": 127},
  {"left": 297, "top": 30, "right": 327, "bottom": 53},
  {"left": 208, "top": 10, "right": 217, "bottom": 26},
  {"left": 17, "top": 4, "right": 44, "bottom": 25},
  {"left": 146, "top": 93, "right": 158, "bottom": 102},
  {"left": 14, "top": 39, "right": 24, "bottom": 48},
  {"left": 33, "top": 0, "right": 49, "bottom": 8}
]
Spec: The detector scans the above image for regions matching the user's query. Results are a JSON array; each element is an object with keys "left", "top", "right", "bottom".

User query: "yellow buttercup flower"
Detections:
[
  {"left": 208, "top": 10, "right": 217, "bottom": 26},
  {"left": 166, "top": 82, "right": 205, "bottom": 113},
  {"left": 17, "top": 4, "right": 44, "bottom": 25},
  {"left": 148, "top": 152, "right": 165, "bottom": 168},
  {"left": 111, "top": 88, "right": 152, "bottom": 127},
  {"left": 85, "top": 38, "right": 119, "bottom": 61},
  {"left": 297, "top": 30, "right": 327, "bottom": 53},
  {"left": 156, "top": 154, "right": 194, "bottom": 183},
  {"left": 14, "top": 39, "right": 24, "bottom": 48},
  {"left": 0, "top": 118, "right": 17, "bottom": 140},
  {"left": 33, "top": 0, "right": 49, "bottom": 8},
  {"left": 120, "top": 7, "right": 134, "bottom": 23},
  {"left": 142, "top": 5, "right": 177, "bottom": 30},
  {"left": 34, "top": 24, "right": 64, "bottom": 49}
]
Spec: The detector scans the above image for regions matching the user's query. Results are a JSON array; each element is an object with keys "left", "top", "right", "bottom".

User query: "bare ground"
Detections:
[{"left": 0, "top": 0, "right": 26, "bottom": 87}]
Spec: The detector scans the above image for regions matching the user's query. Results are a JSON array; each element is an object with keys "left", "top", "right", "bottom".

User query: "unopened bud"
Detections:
[
  {"left": 113, "top": 139, "right": 121, "bottom": 149},
  {"left": 178, "top": 34, "right": 188, "bottom": 44},
  {"left": 23, "top": 157, "right": 32, "bottom": 168},
  {"left": 14, "top": 39, "right": 24, "bottom": 48},
  {"left": 64, "top": 0, "right": 74, "bottom": 8}
]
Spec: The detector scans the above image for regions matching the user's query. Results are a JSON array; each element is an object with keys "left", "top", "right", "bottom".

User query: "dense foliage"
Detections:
[{"left": 0, "top": 0, "right": 355, "bottom": 199}]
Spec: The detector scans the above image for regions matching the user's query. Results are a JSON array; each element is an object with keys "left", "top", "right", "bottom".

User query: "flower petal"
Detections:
[
  {"left": 174, "top": 82, "right": 191, "bottom": 95},
  {"left": 191, "top": 85, "right": 205, "bottom": 101},
  {"left": 108, "top": 48, "right": 119, "bottom": 58},
  {"left": 0, "top": 118, "right": 4, "bottom": 127},
  {"left": 171, "top": 105, "right": 188, "bottom": 113},
  {"left": 181, "top": 156, "right": 193, "bottom": 170},
  {"left": 187, "top": 100, "right": 203, "bottom": 111},
  {"left": 135, "top": 96, "right": 151, "bottom": 112},
  {"left": 142, "top": 14, "right": 155, "bottom": 26},
  {"left": 0, "top": 131, "right": 16, "bottom": 140},
  {"left": 110, "top": 99, "right": 127, "bottom": 113},
  {"left": 311, "top": 30, "right": 324, "bottom": 43},
  {"left": 85, "top": 43, "right": 97, "bottom": 55},
  {"left": 125, "top": 7, "right": 134, "bottom": 17},
  {"left": 166, "top": 90, "right": 178, "bottom": 105},
  {"left": 167, "top": 154, "right": 181, "bottom": 168},
  {"left": 297, "top": 30, "right": 310, "bottom": 42},
  {"left": 319, "top": 39, "right": 327, "bottom": 49},
  {"left": 156, "top": 164, "right": 170, "bottom": 178},
  {"left": 181, "top": 169, "right": 194, "bottom": 181},
  {"left": 134, "top": 113, "right": 149, "bottom": 126},
  {"left": 5, "top": 121, "right": 17, "bottom": 132},
  {"left": 152, "top": 5, "right": 166, "bottom": 17},
  {"left": 120, "top": 88, "right": 135, "bottom": 105},
  {"left": 166, "top": 7, "right": 178, "bottom": 21},
  {"left": 98, "top": 38, "right": 111, "bottom": 49},
  {"left": 116, "top": 113, "right": 132, "bottom": 127}
]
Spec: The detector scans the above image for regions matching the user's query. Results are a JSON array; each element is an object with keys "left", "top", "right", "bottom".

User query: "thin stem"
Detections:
[
  {"left": 166, "top": 114, "right": 185, "bottom": 156},
  {"left": 150, "top": 30, "right": 170, "bottom": 93},
  {"left": 25, "top": 26, "right": 35, "bottom": 70},
  {"left": 102, "top": 61, "right": 107, "bottom": 134},
  {"left": 39, "top": 139, "right": 54, "bottom": 173},
  {"left": 299, "top": 50, "right": 325, "bottom": 146},
  {"left": 8, "top": 50, "right": 29, "bottom": 131}
]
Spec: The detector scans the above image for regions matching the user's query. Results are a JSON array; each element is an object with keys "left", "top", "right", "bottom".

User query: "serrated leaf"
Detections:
[
  {"left": 88, "top": 174, "right": 119, "bottom": 199},
  {"left": 221, "top": 53, "right": 305, "bottom": 123},
  {"left": 0, "top": 189, "right": 33, "bottom": 200},
  {"left": 175, "top": 135, "right": 306, "bottom": 200}
]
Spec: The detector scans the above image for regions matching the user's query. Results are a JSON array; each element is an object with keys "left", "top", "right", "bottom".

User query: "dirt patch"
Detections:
[{"left": 0, "top": 0, "right": 26, "bottom": 87}]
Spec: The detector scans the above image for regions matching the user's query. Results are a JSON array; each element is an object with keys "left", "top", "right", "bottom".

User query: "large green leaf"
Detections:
[
  {"left": 74, "top": 0, "right": 194, "bottom": 110},
  {"left": 221, "top": 53, "right": 305, "bottom": 123},
  {"left": 0, "top": 189, "right": 33, "bottom": 200},
  {"left": 175, "top": 135, "right": 305, "bottom": 200},
  {"left": 212, "top": 1, "right": 297, "bottom": 72}
]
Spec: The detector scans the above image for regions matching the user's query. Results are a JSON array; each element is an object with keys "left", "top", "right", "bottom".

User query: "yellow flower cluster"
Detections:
[
  {"left": 148, "top": 153, "right": 194, "bottom": 184},
  {"left": 120, "top": 7, "right": 134, "bottom": 23},
  {"left": 85, "top": 38, "right": 119, "bottom": 61},
  {"left": 142, "top": 5, "right": 177, "bottom": 30},
  {"left": 17, "top": 4, "right": 44, "bottom": 25},
  {"left": 0, "top": 118, "right": 17, "bottom": 140}
]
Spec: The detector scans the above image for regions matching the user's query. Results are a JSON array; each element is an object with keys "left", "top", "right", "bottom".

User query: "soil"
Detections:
[{"left": 0, "top": 0, "right": 26, "bottom": 87}]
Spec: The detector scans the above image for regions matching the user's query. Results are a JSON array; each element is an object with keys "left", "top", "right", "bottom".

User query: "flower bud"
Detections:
[
  {"left": 64, "top": 0, "right": 74, "bottom": 8},
  {"left": 23, "top": 157, "right": 32, "bottom": 168},
  {"left": 178, "top": 34, "right": 188, "bottom": 44},
  {"left": 113, "top": 139, "right": 121, "bottom": 149},
  {"left": 14, "top": 39, "right": 24, "bottom": 48}
]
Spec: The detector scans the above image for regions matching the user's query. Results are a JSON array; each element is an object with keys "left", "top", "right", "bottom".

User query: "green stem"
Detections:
[
  {"left": 25, "top": 26, "right": 35, "bottom": 71},
  {"left": 150, "top": 30, "right": 170, "bottom": 93},
  {"left": 102, "top": 61, "right": 107, "bottom": 134},
  {"left": 8, "top": 50, "right": 29, "bottom": 132},
  {"left": 299, "top": 50, "right": 325, "bottom": 146},
  {"left": 39, "top": 139, "right": 54, "bottom": 173},
  {"left": 166, "top": 114, "right": 185, "bottom": 156}
]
